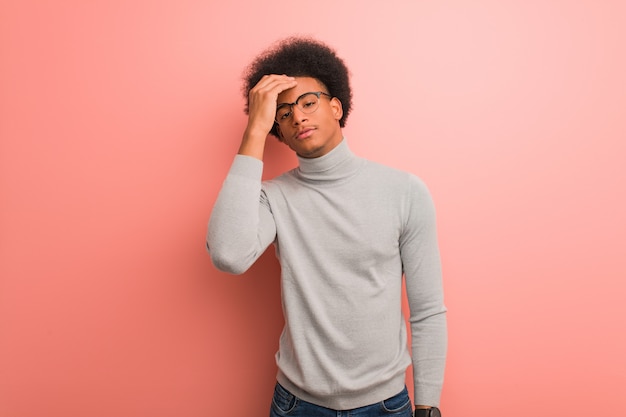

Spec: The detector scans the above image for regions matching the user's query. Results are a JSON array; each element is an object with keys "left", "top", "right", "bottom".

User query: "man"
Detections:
[{"left": 207, "top": 36, "right": 447, "bottom": 417}]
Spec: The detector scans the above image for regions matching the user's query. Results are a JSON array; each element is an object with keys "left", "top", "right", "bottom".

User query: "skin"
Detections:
[
  {"left": 238, "top": 74, "right": 435, "bottom": 412},
  {"left": 239, "top": 75, "right": 343, "bottom": 160}
]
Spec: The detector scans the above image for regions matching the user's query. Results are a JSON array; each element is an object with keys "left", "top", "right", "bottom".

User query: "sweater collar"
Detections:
[{"left": 296, "top": 138, "right": 362, "bottom": 182}]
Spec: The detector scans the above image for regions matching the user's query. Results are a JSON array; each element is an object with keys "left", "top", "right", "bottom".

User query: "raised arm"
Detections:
[{"left": 206, "top": 75, "right": 297, "bottom": 274}]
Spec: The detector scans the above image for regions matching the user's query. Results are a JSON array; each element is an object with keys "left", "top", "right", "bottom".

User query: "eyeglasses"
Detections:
[{"left": 275, "top": 91, "right": 332, "bottom": 123}]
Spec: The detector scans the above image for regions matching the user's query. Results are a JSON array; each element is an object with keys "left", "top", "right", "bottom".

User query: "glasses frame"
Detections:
[{"left": 275, "top": 91, "right": 332, "bottom": 123}]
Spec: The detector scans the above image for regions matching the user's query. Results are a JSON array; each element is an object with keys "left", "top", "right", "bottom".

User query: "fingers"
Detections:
[{"left": 251, "top": 74, "right": 297, "bottom": 98}]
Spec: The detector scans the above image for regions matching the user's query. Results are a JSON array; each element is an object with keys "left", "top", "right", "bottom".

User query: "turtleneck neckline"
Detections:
[{"left": 295, "top": 138, "right": 362, "bottom": 183}]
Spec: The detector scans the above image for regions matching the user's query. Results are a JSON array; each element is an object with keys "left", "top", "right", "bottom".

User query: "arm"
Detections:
[
  {"left": 400, "top": 177, "right": 448, "bottom": 408},
  {"left": 206, "top": 75, "right": 297, "bottom": 273},
  {"left": 206, "top": 155, "right": 275, "bottom": 274}
]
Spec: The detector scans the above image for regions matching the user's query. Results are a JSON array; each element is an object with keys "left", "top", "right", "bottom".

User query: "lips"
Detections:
[{"left": 295, "top": 127, "right": 315, "bottom": 140}]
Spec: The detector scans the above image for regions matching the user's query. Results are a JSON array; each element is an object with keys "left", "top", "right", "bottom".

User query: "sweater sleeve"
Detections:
[
  {"left": 399, "top": 176, "right": 448, "bottom": 407},
  {"left": 206, "top": 155, "right": 277, "bottom": 274}
]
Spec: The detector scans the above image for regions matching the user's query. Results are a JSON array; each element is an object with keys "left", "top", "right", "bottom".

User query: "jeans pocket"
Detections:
[
  {"left": 271, "top": 383, "right": 299, "bottom": 415},
  {"left": 380, "top": 386, "right": 412, "bottom": 414}
]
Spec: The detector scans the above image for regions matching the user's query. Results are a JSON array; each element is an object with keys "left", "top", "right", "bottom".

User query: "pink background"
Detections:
[{"left": 1, "top": 1, "right": 625, "bottom": 416}]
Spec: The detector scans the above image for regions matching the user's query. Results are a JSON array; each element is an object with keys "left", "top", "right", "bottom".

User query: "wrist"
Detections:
[{"left": 238, "top": 129, "right": 268, "bottom": 160}]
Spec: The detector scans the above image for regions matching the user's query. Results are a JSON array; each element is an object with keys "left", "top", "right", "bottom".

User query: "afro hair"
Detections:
[{"left": 242, "top": 36, "right": 353, "bottom": 138}]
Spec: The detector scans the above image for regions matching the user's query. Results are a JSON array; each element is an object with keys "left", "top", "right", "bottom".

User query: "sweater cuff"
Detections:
[{"left": 413, "top": 383, "right": 443, "bottom": 408}]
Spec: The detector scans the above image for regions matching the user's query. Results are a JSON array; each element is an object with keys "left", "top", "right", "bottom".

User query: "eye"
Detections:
[
  {"left": 302, "top": 99, "right": 316, "bottom": 108},
  {"left": 276, "top": 105, "right": 291, "bottom": 120}
]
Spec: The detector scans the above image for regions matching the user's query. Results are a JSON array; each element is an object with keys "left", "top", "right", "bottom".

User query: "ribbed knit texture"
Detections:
[{"left": 207, "top": 139, "right": 447, "bottom": 409}]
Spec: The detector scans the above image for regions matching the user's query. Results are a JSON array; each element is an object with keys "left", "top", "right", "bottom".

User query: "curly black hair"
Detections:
[{"left": 242, "top": 36, "right": 353, "bottom": 138}]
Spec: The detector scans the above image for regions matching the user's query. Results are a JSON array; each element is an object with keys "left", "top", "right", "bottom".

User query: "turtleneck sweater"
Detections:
[{"left": 207, "top": 139, "right": 447, "bottom": 409}]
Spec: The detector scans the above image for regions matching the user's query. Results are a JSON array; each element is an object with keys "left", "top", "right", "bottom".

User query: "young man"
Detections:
[{"left": 207, "top": 37, "right": 447, "bottom": 417}]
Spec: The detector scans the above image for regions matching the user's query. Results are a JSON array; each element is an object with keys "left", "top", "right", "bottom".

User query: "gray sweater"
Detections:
[{"left": 207, "top": 139, "right": 447, "bottom": 409}]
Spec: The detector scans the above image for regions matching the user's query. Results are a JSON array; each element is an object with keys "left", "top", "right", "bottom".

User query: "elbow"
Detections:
[
  {"left": 212, "top": 255, "right": 251, "bottom": 275},
  {"left": 409, "top": 303, "right": 447, "bottom": 325},
  {"left": 206, "top": 242, "right": 254, "bottom": 275}
]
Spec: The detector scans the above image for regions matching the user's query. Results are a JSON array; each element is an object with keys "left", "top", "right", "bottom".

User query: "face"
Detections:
[{"left": 275, "top": 77, "right": 344, "bottom": 159}]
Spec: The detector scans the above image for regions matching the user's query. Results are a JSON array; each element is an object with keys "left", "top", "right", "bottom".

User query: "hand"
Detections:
[
  {"left": 414, "top": 406, "right": 440, "bottom": 417},
  {"left": 245, "top": 74, "right": 297, "bottom": 138}
]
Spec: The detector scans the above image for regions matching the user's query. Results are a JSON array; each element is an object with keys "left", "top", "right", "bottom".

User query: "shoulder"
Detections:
[
  {"left": 261, "top": 168, "right": 298, "bottom": 192},
  {"left": 362, "top": 158, "right": 430, "bottom": 193}
]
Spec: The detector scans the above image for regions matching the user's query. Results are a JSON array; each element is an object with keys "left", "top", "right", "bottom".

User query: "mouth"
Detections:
[{"left": 295, "top": 127, "right": 315, "bottom": 140}]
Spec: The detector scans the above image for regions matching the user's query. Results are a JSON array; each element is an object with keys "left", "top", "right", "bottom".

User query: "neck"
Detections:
[{"left": 296, "top": 138, "right": 362, "bottom": 182}]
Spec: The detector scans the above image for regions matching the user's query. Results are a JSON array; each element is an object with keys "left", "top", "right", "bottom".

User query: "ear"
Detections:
[{"left": 330, "top": 97, "right": 343, "bottom": 121}]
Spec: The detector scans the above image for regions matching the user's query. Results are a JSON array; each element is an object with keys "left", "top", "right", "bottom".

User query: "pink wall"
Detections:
[{"left": 1, "top": 1, "right": 625, "bottom": 416}]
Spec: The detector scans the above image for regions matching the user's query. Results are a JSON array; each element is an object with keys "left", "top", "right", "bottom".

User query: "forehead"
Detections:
[{"left": 277, "top": 77, "right": 325, "bottom": 103}]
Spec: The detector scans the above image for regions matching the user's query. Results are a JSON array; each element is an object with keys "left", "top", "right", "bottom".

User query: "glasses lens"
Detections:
[
  {"left": 276, "top": 105, "right": 291, "bottom": 122},
  {"left": 297, "top": 93, "right": 320, "bottom": 114},
  {"left": 275, "top": 93, "right": 321, "bottom": 122}
]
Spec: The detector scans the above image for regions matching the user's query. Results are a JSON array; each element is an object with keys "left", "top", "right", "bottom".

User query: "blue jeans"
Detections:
[{"left": 269, "top": 383, "right": 413, "bottom": 417}]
